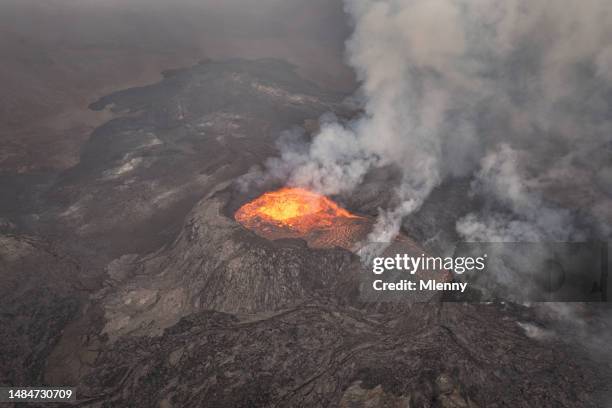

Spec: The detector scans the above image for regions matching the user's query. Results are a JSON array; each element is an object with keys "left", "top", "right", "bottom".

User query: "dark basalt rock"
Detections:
[
  {"left": 0, "top": 234, "right": 91, "bottom": 386},
  {"left": 76, "top": 303, "right": 604, "bottom": 407},
  {"left": 43, "top": 58, "right": 348, "bottom": 257}
]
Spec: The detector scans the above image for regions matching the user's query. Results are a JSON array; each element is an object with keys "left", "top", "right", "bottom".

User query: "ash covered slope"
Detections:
[{"left": 96, "top": 192, "right": 357, "bottom": 340}]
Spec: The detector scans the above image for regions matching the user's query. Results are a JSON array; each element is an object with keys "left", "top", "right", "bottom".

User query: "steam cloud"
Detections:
[{"left": 245, "top": 0, "right": 612, "bottom": 243}]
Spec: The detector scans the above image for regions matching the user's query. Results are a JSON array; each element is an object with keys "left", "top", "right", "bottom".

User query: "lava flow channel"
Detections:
[{"left": 235, "top": 187, "right": 370, "bottom": 249}]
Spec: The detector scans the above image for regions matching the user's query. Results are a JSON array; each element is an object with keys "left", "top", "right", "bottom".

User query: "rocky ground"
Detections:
[{"left": 1, "top": 59, "right": 611, "bottom": 407}]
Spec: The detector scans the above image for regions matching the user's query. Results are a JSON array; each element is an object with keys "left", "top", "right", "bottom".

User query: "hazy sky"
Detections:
[
  {"left": 0, "top": 0, "right": 350, "bottom": 77},
  {"left": 251, "top": 0, "right": 612, "bottom": 244},
  {"left": 0, "top": 0, "right": 353, "bottom": 171}
]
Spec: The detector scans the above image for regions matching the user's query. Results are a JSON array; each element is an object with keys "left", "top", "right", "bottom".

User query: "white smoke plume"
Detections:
[{"left": 245, "top": 0, "right": 612, "bottom": 242}]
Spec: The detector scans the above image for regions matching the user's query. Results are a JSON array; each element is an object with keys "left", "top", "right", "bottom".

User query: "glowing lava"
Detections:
[
  {"left": 235, "top": 187, "right": 359, "bottom": 235},
  {"left": 233, "top": 187, "right": 441, "bottom": 263}
]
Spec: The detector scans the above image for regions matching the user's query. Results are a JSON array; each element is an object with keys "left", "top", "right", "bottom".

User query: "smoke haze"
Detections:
[{"left": 254, "top": 0, "right": 612, "bottom": 243}]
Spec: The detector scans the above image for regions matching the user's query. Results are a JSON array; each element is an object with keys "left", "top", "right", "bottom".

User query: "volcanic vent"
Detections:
[{"left": 235, "top": 187, "right": 371, "bottom": 250}]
